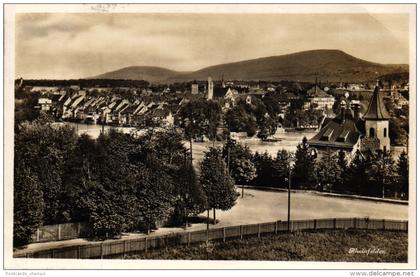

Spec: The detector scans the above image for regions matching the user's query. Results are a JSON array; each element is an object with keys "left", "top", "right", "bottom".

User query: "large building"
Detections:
[{"left": 308, "top": 83, "right": 390, "bottom": 158}]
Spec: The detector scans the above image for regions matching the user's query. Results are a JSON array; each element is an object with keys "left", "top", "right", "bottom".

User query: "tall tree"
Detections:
[
  {"left": 222, "top": 139, "right": 256, "bottom": 197},
  {"left": 14, "top": 117, "right": 77, "bottom": 224},
  {"left": 292, "top": 137, "right": 316, "bottom": 189},
  {"left": 343, "top": 151, "right": 369, "bottom": 195},
  {"left": 251, "top": 152, "right": 275, "bottom": 187},
  {"left": 397, "top": 151, "right": 409, "bottom": 199},
  {"left": 178, "top": 99, "right": 211, "bottom": 161},
  {"left": 271, "top": 149, "right": 292, "bottom": 188},
  {"left": 367, "top": 150, "right": 397, "bottom": 198},
  {"left": 13, "top": 167, "right": 44, "bottom": 246},
  {"left": 200, "top": 147, "right": 238, "bottom": 223},
  {"left": 173, "top": 160, "right": 207, "bottom": 227},
  {"left": 315, "top": 149, "right": 343, "bottom": 192},
  {"left": 206, "top": 100, "right": 223, "bottom": 144}
]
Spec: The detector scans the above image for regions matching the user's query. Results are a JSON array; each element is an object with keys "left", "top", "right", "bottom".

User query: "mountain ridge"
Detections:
[{"left": 92, "top": 49, "right": 409, "bottom": 83}]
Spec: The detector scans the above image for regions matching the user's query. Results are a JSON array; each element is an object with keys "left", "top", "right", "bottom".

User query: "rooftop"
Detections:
[{"left": 363, "top": 86, "right": 391, "bottom": 120}]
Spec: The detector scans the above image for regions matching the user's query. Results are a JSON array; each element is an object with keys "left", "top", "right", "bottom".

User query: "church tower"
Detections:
[
  {"left": 363, "top": 83, "right": 391, "bottom": 152},
  {"left": 207, "top": 76, "right": 214, "bottom": 100}
]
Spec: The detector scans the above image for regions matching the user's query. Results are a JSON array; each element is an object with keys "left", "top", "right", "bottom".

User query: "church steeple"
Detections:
[
  {"left": 363, "top": 83, "right": 391, "bottom": 152},
  {"left": 221, "top": 73, "right": 225, "bottom": 88},
  {"left": 363, "top": 84, "right": 390, "bottom": 120}
]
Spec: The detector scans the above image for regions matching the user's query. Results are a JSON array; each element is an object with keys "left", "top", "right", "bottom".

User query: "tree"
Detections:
[
  {"left": 13, "top": 167, "right": 44, "bottom": 246},
  {"left": 173, "top": 159, "right": 207, "bottom": 227},
  {"left": 315, "top": 149, "right": 343, "bottom": 192},
  {"left": 343, "top": 151, "right": 369, "bottom": 195},
  {"left": 231, "top": 158, "right": 256, "bottom": 198},
  {"left": 397, "top": 151, "right": 409, "bottom": 199},
  {"left": 251, "top": 152, "right": 275, "bottom": 187},
  {"left": 222, "top": 139, "right": 256, "bottom": 197},
  {"left": 257, "top": 114, "right": 277, "bottom": 141},
  {"left": 366, "top": 150, "right": 397, "bottom": 198},
  {"left": 335, "top": 150, "right": 348, "bottom": 192},
  {"left": 14, "top": 91, "right": 40, "bottom": 128},
  {"left": 146, "top": 127, "right": 186, "bottom": 166},
  {"left": 292, "top": 137, "right": 316, "bottom": 189},
  {"left": 15, "top": 118, "right": 78, "bottom": 224},
  {"left": 79, "top": 184, "right": 125, "bottom": 238},
  {"left": 134, "top": 166, "right": 175, "bottom": 234},
  {"left": 206, "top": 100, "right": 223, "bottom": 144},
  {"left": 178, "top": 99, "right": 211, "bottom": 161},
  {"left": 200, "top": 147, "right": 238, "bottom": 223},
  {"left": 224, "top": 104, "right": 258, "bottom": 137},
  {"left": 271, "top": 150, "right": 291, "bottom": 188}
]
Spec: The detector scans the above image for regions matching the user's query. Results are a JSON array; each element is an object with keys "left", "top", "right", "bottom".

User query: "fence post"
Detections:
[
  {"left": 258, "top": 224, "right": 261, "bottom": 238},
  {"left": 58, "top": 224, "right": 61, "bottom": 241},
  {"left": 353, "top": 218, "right": 357, "bottom": 229},
  {"left": 51, "top": 249, "right": 55, "bottom": 259},
  {"left": 275, "top": 221, "right": 278, "bottom": 234},
  {"left": 123, "top": 240, "right": 127, "bottom": 257},
  {"left": 187, "top": 232, "right": 191, "bottom": 246},
  {"left": 78, "top": 222, "right": 81, "bottom": 237},
  {"left": 101, "top": 243, "right": 104, "bottom": 259},
  {"left": 36, "top": 228, "right": 40, "bottom": 242},
  {"left": 333, "top": 218, "right": 336, "bottom": 230},
  {"left": 145, "top": 237, "right": 148, "bottom": 253},
  {"left": 313, "top": 219, "right": 317, "bottom": 230},
  {"left": 405, "top": 221, "right": 409, "bottom": 231},
  {"left": 240, "top": 225, "right": 243, "bottom": 240},
  {"left": 77, "top": 246, "right": 81, "bottom": 259},
  {"left": 383, "top": 219, "right": 386, "bottom": 230},
  {"left": 223, "top": 228, "right": 226, "bottom": 242}
]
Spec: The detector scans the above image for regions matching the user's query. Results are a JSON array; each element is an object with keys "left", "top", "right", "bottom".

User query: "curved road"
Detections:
[{"left": 14, "top": 188, "right": 408, "bottom": 256}]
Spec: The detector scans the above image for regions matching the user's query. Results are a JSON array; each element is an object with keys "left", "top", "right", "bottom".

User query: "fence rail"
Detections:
[
  {"left": 31, "top": 222, "right": 89, "bottom": 243},
  {"left": 17, "top": 218, "right": 408, "bottom": 259}
]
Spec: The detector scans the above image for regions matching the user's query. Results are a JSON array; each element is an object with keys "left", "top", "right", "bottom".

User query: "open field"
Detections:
[{"left": 125, "top": 229, "right": 408, "bottom": 262}]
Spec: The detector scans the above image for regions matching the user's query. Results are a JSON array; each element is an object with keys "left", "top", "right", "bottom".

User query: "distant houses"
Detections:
[{"left": 308, "top": 83, "right": 391, "bottom": 158}]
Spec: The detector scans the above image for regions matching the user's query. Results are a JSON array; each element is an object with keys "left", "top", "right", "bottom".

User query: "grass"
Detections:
[{"left": 125, "top": 229, "right": 407, "bottom": 262}]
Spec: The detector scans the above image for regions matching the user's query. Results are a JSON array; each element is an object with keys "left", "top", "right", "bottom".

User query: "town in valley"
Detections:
[{"left": 11, "top": 11, "right": 411, "bottom": 263}]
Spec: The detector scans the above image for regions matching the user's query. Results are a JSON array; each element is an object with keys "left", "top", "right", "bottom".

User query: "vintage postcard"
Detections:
[{"left": 3, "top": 3, "right": 417, "bottom": 270}]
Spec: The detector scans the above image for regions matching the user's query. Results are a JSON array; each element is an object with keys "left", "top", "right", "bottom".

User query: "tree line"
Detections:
[
  {"left": 224, "top": 136, "right": 408, "bottom": 200},
  {"left": 14, "top": 113, "right": 238, "bottom": 246}
]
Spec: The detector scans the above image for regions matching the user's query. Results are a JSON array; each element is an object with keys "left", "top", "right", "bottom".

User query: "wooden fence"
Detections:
[
  {"left": 17, "top": 217, "right": 408, "bottom": 259},
  {"left": 31, "top": 222, "right": 89, "bottom": 243}
]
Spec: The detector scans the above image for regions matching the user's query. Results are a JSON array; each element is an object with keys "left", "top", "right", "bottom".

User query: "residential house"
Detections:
[{"left": 306, "top": 84, "right": 336, "bottom": 110}]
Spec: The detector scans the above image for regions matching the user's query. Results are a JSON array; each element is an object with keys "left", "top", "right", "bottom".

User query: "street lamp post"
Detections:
[
  {"left": 287, "top": 166, "right": 292, "bottom": 232},
  {"left": 286, "top": 158, "right": 295, "bottom": 232}
]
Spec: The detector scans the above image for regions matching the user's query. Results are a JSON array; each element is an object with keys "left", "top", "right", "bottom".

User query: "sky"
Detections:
[{"left": 15, "top": 13, "right": 409, "bottom": 79}]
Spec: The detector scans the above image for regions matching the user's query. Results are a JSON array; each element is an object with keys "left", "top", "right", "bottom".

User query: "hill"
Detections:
[
  {"left": 91, "top": 50, "right": 409, "bottom": 83},
  {"left": 92, "top": 66, "right": 187, "bottom": 83}
]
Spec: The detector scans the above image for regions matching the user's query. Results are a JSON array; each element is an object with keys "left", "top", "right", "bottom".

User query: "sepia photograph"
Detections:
[{"left": 3, "top": 3, "right": 416, "bottom": 271}]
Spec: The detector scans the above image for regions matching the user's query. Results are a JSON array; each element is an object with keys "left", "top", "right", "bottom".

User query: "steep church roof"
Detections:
[
  {"left": 363, "top": 86, "right": 390, "bottom": 120},
  {"left": 308, "top": 108, "right": 363, "bottom": 150}
]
